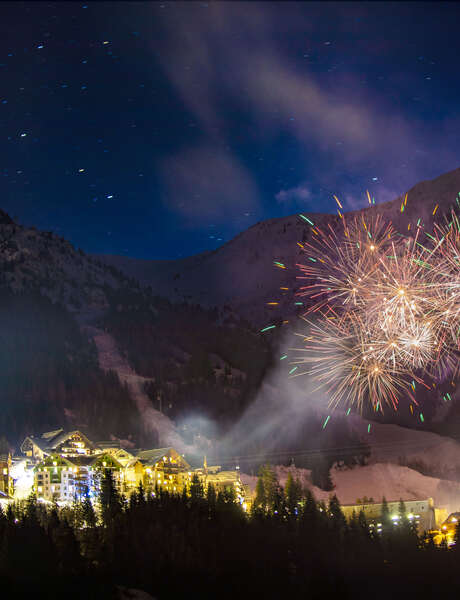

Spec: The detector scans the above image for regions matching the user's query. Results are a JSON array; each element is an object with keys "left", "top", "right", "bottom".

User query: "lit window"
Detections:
[
  {"left": 37, "top": 486, "right": 43, "bottom": 493},
  {"left": 2, "top": 468, "right": 7, "bottom": 475}
]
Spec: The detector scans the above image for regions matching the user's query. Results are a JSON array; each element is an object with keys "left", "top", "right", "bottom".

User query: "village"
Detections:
[
  {"left": 0, "top": 428, "right": 250, "bottom": 509},
  {"left": 1, "top": 428, "right": 459, "bottom": 546}
]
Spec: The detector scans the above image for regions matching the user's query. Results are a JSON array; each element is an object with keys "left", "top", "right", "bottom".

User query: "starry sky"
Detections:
[{"left": 2, "top": 2, "right": 460, "bottom": 259}]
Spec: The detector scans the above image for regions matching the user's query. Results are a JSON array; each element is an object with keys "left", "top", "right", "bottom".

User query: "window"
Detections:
[{"left": 2, "top": 468, "right": 7, "bottom": 475}]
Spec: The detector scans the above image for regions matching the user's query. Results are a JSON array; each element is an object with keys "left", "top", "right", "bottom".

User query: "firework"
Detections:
[
  {"left": 289, "top": 204, "right": 460, "bottom": 413},
  {"left": 290, "top": 313, "right": 421, "bottom": 413},
  {"left": 297, "top": 215, "right": 398, "bottom": 315}
]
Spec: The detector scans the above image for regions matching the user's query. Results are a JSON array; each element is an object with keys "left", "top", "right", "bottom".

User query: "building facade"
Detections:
[
  {"left": 341, "top": 497, "right": 437, "bottom": 533},
  {"left": 0, "top": 453, "right": 14, "bottom": 499},
  {"left": 14, "top": 429, "right": 249, "bottom": 508}
]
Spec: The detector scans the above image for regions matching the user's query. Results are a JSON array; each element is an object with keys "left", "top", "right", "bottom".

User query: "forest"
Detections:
[
  {"left": 1, "top": 466, "right": 459, "bottom": 600},
  {"left": 0, "top": 289, "right": 140, "bottom": 445}
]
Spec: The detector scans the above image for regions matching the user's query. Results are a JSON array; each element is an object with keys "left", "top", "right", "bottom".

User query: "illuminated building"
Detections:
[
  {"left": 195, "top": 460, "right": 251, "bottom": 510},
  {"left": 15, "top": 430, "right": 249, "bottom": 507},
  {"left": 432, "top": 512, "right": 460, "bottom": 546},
  {"left": 137, "top": 447, "right": 192, "bottom": 495},
  {"left": 33, "top": 452, "right": 125, "bottom": 502},
  {"left": 341, "top": 497, "right": 438, "bottom": 533},
  {"left": 0, "top": 452, "right": 14, "bottom": 499},
  {"left": 21, "top": 429, "right": 97, "bottom": 461}
]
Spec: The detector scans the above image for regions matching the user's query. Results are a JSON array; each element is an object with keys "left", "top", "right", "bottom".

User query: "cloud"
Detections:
[
  {"left": 159, "top": 145, "right": 260, "bottom": 224},
  {"left": 151, "top": 3, "right": 460, "bottom": 219},
  {"left": 275, "top": 183, "right": 312, "bottom": 204}
]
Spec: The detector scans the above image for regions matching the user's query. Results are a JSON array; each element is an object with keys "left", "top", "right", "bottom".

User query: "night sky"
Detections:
[{"left": 1, "top": 2, "right": 460, "bottom": 259}]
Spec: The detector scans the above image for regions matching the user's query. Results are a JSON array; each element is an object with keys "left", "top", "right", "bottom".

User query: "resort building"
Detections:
[
  {"left": 13, "top": 429, "right": 248, "bottom": 507},
  {"left": 0, "top": 452, "right": 13, "bottom": 499},
  {"left": 137, "top": 447, "right": 192, "bottom": 495},
  {"left": 341, "top": 497, "right": 438, "bottom": 533},
  {"left": 21, "top": 429, "right": 97, "bottom": 461}
]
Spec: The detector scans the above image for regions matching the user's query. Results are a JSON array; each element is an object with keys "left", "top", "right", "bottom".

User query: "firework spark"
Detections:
[{"left": 289, "top": 205, "right": 460, "bottom": 413}]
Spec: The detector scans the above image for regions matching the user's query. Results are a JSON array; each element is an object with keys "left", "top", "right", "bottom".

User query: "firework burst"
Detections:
[{"left": 289, "top": 204, "right": 460, "bottom": 414}]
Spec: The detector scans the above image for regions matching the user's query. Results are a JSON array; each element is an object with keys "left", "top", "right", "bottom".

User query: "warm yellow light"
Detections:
[{"left": 398, "top": 289, "right": 405, "bottom": 296}]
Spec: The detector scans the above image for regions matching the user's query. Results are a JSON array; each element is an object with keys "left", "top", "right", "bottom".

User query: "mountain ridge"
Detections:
[{"left": 98, "top": 166, "right": 460, "bottom": 326}]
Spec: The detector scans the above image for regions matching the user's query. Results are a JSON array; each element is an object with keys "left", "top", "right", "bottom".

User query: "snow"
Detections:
[
  {"left": 241, "top": 462, "right": 460, "bottom": 515},
  {"left": 348, "top": 415, "right": 460, "bottom": 480},
  {"left": 83, "top": 324, "right": 193, "bottom": 453},
  {"left": 117, "top": 587, "right": 156, "bottom": 600},
  {"left": 99, "top": 166, "right": 460, "bottom": 326}
]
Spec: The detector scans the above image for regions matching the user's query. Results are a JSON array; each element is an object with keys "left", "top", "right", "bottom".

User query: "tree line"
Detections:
[{"left": 1, "top": 466, "right": 460, "bottom": 600}]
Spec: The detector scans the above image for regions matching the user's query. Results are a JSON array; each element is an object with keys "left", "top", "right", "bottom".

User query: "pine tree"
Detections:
[
  {"left": 285, "top": 472, "right": 302, "bottom": 518},
  {"left": 99, "top": 469, "right": 123, "bottom": 526},
  {"left": 397, "top": 499, "right": 418, "bottom": 551},
  {"left": 206, "top": 481, "right": 217, "bottom": 510},
  {"left": 380, "top": 496, "right": 391, "bottom": 532},
  {"left": 252, "top": 472, "right": 266, "bottom": 515},
  {"left": 262, "top": 464, "right": 283, "bottom": 515},
  {"left": 328, "top": 494, "right": 347, "bottom": 539},
  {"left": 190, "top": 473, "right": 204, "bottom": 501},
  {"left": 82, "top": 495, "right": 97, "bottom": 528}
]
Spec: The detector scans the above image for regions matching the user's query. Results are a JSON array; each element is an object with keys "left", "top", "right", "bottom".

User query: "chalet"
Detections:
[
  {"left": 17, "top": 429, "right": 250, "bottom": 507},
  {"left": 195, "top": 462, "right": 249, "bottom": 508},
  {"left": 21, "top": 429, "right": 96, "bottom": 462},
  {"left": 33, "top": 452, "right": 124, "bottom": 502},
  {"left": 136, "top": 447, "right": 192, "bottom": 495}
]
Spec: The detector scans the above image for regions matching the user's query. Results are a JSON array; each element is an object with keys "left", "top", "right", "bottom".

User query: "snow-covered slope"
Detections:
[
  {"left": 241, "top": 462, "right": 460, "bottom": 515},
  {"left": 82, "top": 324, "right": 192, "bottom": 453},
  {"left": 348, "top": 416, "right": 460, "bottom": 479},
  {"left": 0, "top": 216, "right": 126, "bottom": 310},
  {"left": 100, "top": 166, "right": 460, "bottom": 325}
]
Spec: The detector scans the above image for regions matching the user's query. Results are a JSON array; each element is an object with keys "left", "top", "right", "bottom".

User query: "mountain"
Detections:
[
  {"left": 2, "top": 165, "right": 460, "bottom": 475},
  {"left": 0, "top": 211, "right": 271, "bottom": 450},
  {"left": 100, "top": 166, "right": 460, "bottom": 326}
]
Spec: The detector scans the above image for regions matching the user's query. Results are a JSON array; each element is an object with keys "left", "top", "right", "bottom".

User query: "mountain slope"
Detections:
[
  {"left": 100, "top": 166, "right": 460, "bottom": 326},
  {"left": 0, "top": 212, "right": 272, "bottom": 448}
]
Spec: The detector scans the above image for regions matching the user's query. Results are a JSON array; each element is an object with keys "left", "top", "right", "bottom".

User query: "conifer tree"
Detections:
[
  {"left": 252, "top": 472, "right": 266, "bottom": 515},
  {"left": 285, "top": 472, "right": 302, "bottom": 517},
  {"left": 99, "top": 469, "right": 123, "bottom": 526},
  {"left": 190, "top": 473, "right": 204, "bottom": 501},
  {"left": 380, "top": 496, "right": 392, "bottom": 532},
  {"left": 82, "top": 495, "right": 97, "bottom": 528},
  {"left": 262, "top": 464, "right": 283, "bottom": 514},
  {"left": 328, "top": 494, "right": 348, "bottom": 543}
]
